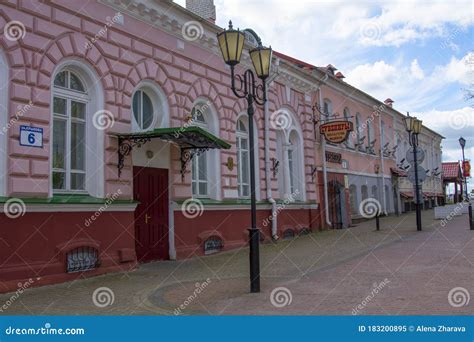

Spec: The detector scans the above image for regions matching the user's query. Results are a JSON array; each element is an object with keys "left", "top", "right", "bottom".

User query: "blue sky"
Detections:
[{"left": 176, "top": 0, "right": 473, "bottom": 178}]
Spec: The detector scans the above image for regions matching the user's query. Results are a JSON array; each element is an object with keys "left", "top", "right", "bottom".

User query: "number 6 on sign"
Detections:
[{"left": 19, "top": 125, "right": 43, "bottom": 148}]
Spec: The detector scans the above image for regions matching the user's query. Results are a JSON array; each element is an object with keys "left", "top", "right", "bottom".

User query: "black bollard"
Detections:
[{"left": 375, "top": 210, "right": 380, "bottom": 231}]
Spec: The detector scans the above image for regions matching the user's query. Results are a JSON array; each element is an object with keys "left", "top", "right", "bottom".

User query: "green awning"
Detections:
[
  {"left": 111, "top": 126, "right": 231, "bottom": 178},
  {"left": 112, "top": 126, "right": 231, "bottom": 150}
]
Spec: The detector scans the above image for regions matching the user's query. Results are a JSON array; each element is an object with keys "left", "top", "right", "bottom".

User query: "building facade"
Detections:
[{"left": 0, "top": 0, "right": 442, "bottom": 292}]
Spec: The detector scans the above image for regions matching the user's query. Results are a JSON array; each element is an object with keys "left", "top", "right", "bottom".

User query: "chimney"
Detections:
[
  {"left": 335, "top": 71, "right": 345, "bottom": 80},
  {"left": 384, "top": 98, "right": 394, "bottom": 107},
  {"left": 186, "top": 0, "right": 216, "bottom": 24}
]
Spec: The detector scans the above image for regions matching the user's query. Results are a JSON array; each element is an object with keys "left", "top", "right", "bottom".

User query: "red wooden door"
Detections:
[{"left": 133, "top": 167, "right": 169, "bottom": 262}]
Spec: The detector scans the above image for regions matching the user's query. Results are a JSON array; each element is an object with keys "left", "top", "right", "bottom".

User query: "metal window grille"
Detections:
[{"left": 66, "top": 246, "right": 99, "bottom": 273}]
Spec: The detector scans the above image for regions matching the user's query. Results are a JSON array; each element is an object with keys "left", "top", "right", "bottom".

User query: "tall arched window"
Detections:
[
  {"left": 371, "top": 185, "right": 378, "bottom": 200},
  {"left": 323, "top": 99, "right": 332, "bottom": 116},
  {"left": 361, "top": 185, "right": 368, "bottom": 201},
  {"left": 349, "top": 184, "right": 358, "bottom": 214},
  {"left": 236, "top": 117, "right": 250, "bottom": 197},
  {"left": 191, "top": 106, "right": 209, "bottom": 197},
  {"left": 343, "top": 108, "right": 353, "bottom": 148},
  {"left": 355, "top": 112, "right": 362, "bottom": 143},
  {"left": 52, "top": 70, "right": 88, "bottom": 191}
]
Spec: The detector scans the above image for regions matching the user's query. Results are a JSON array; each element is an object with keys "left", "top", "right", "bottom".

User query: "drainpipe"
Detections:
[
  {"left": 265, "top": 60, "right": 280, "bottom": 240},
  {"left": 378, "top": 113, "right": 387, "bottom": 215},
  {"left": 317, "top": 75, "right": 331, "bottom": 227}
]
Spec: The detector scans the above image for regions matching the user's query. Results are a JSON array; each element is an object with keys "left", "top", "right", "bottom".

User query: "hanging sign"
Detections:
[
  {"left": 325, "top": 151, "right": 342, "bottom": 164},
  {"left": 19, "top": 125, "right": 43, "bottom": 148},
  {"left": 463, "top": 160, "right": 471, "bottom": 178},
  {"left": 319, "top": 120, "right": 353, "bottom": 143}
]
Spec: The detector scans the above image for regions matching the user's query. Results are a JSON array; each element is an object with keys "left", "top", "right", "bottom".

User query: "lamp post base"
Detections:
[
  {"left": 248, "top": 227, "right": 261, "bottom": 293},
  {"left": 469, "top": 203, "right": 473, "bottom": 231}
]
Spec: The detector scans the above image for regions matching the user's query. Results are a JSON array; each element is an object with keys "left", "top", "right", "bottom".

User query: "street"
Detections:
[{"left": 1, "top": 209, "right": 472, "bottom": 315}]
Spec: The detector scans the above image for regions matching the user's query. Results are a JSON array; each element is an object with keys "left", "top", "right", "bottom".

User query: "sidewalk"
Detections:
[{"left": 0, "top": 209, "right": 472, "bottom": 315}]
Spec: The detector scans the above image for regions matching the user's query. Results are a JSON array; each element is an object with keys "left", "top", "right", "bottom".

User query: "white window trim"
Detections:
[
  {"left": 236, "top": 118, "right": 250, "bottom": 198},
  {"left": 131, "top": 80, "right": 169, "bottom": 133},
  {"left": 0, "top": 51, "right": 7, "bottom": 197},
  {"left": 190, "top": 99, "right": 221, "bottom": 200},
  {"left": 50, "top": 59, "right": 105, "bottom": 198}
]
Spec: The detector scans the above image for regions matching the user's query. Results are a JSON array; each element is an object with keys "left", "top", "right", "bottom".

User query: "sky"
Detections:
[{"left": 175, "top": 0, "right": 473, "bottom": 181}]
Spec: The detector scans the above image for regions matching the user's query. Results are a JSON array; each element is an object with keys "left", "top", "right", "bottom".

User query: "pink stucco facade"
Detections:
[{"left": 0, "top": 0, "right": 443, "bottom": 291}]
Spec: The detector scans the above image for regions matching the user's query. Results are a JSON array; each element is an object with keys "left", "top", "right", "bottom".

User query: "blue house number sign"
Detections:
[{"left": 20, "top": 125, "right": 43, "bottom": 148}]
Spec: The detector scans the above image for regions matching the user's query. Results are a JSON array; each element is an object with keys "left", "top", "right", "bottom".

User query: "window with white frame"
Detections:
[
  {"left": 343, "top": 108, "right": 353, "bottom": 148},
  {"left": 132, "top": 89, "right": 154, "bottom": 131},
  {"left": 323, "top": 99, "right": 332, "bottom": 116},
  {"left": 236, "top": 117, "right": 250, "bottom": 197},
  {"left": 191, "top": 106, "right": 208, "bottom": 197},
  {"left": 52, "top": 70, "right": 88, "bottom": 192}
]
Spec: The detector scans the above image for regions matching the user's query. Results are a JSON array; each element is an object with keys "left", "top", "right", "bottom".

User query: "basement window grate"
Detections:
[
  {"left": 282, "top": 229, "right": 295, "bottom": 239},
  {"left": 204, "top": 237, "right": 223, "bottom": 255},
  {"left": 66, "top": 246, "right": 99, "bottom": 273}
]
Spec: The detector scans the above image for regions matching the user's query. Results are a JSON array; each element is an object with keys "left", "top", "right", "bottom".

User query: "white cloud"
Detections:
[{"left": 410, "top": 59, "right": 424, "bottom": 80}]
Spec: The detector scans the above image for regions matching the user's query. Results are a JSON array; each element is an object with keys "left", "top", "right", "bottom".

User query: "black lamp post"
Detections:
[
  {"left": 404, "top": 113, "right": 423, "bottom": 231},
  {"left": 217, "top": 21, "right": 272, "bottom": 293},
  {"left": 459, "top": 137, "right": 473, "bottom": 230}
]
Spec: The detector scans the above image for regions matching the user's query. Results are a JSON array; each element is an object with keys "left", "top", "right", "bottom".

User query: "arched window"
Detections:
[
  {"left": 371, "top": 185, "right": 378, "bottom": 200},
  {"left": 52, "top": 69, "right": 88, "bottom": 191},
  {"left": 51, "top": 61, "right": 105, "bottom": 197},
  {"left": 275, "top": 109, "right": 305, "bottom": 201},
  {"left": 131, "top": 81, "right": 168, "bottom": 132},
  {"left": 323, "top": 99, "right": 332, "bottom": 116},
  {"left": 355, "top": 112, "right": 362, "bottom": 143},
  {"left": 236, "top": 117, "right": 250, "bottom": 197},
  {"left": 132, "top": 90, "right": 154, "bottom": 130},
  {"left": 191, "top": 106, "right": 209, "bottom": 197},
  {"left": 349, "top": 184, "right": 358, "bottom": 214},
  {"left": 0, "top": 50, "right": 7, "bottom": 197},
  {"left": 361, "top": 185, "right": 368, "bottom": 201},
  {"left": 343, "top": 108, "right": 353, "bottom": 148}
]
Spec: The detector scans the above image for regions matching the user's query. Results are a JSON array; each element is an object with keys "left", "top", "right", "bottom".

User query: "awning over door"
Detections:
[{"left": 111, "top": 126, "right": 231, "bottom": 179}]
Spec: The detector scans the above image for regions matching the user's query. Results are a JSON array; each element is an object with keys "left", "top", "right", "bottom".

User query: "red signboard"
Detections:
[
  {"left": 319, "top": 120, "right": 353, "bottom": 144},
  {"left": 463, "top": 160, "right": 471, "bottom": 177}
]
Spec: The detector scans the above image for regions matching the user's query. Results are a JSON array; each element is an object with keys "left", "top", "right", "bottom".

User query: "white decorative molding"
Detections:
[{"left": 0, "top": 203, "right": 138, "bottom": 213}]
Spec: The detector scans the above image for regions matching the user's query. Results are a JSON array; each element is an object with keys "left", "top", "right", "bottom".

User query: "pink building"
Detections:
[{"left": 0, "top": 0, "right": 442, "bottom": 292}]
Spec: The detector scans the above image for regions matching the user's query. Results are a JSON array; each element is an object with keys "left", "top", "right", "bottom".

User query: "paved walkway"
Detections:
[{"left": 1, "top": 210, "right": 473, "bottom": 315}]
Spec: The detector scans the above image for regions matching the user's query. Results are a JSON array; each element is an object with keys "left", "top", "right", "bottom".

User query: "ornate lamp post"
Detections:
[
  {"left": 459, "top": 137, "right": 473, "bottom": 230},
  {"left": 217, "top": 21, "right": 272, "bottom": 293},
  {"left": 404, "top": 113, "right": 423, "bottom": 231}
]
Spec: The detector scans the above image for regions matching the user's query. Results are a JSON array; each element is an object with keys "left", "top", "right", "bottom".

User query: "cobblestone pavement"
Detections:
[{"left": 1, "top": 209, "right": 473, "bottom": 315}]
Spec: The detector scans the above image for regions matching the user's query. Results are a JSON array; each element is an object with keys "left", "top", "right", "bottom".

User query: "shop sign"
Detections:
[
  {"left": 319, "top": 120, "right": 353, "bottom": 143},
  {"left": 19, "top": 125, "right": 43, "bottom": 148},
  {"left": 463, "top": 160, "right": 471, "bottom": 177},
  {"left": 326, "top": 151, "right": 342, "bottom": 164}
]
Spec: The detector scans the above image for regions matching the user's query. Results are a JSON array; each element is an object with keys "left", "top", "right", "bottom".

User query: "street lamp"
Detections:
[
  {"left": 459, "top": 137, "right": 473, "bottom": 230},
  {"left": 404, "top": 112, "right": 423, "bottom": 231},
  {"left": 217, "top": 21, "right": 272, "bottom": 293}
]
